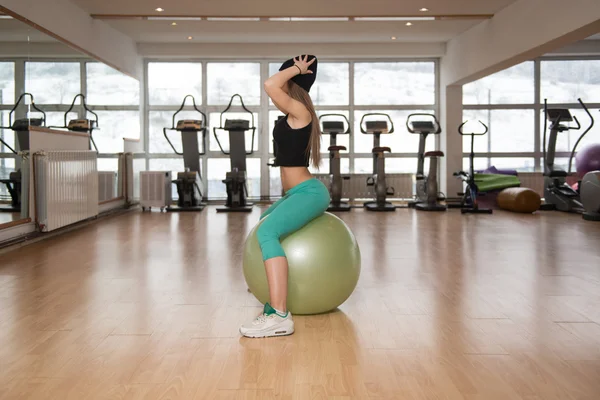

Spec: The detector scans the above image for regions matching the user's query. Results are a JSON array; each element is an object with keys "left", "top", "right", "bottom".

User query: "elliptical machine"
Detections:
[
  {"left": 213, "top": 94, "right": 256, "bottom": 213},
  {"left": 319, "top": 114, "right": 351, "bottom": 212},
  {"left": 454, "top": 120, "right": 492, "bottom": 214},
  {"left": 406, "top": 113, "right": 446, "bottom": 212},
  {"left": 541, "top": 98, "right": 593, "bottom": 214},
  {"left": 162, "top": 95, "right": 208, "bottom": 212},
  {"left": 0, "top": 93, "right": 46, "bottom": 213},
  {"left": 49, "top": 94, "right": 100, "bottom": 151},
  {"left": 360, "top": 113, "right": 396, "bottom": 212}
]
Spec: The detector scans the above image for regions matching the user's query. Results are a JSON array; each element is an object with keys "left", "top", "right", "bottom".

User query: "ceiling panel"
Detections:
[
  {"left": 71, "top": 0, "right": 518, "bottom": 17},
  {"left": 108, "top": 19, "right": 480, "bottom": 44}
]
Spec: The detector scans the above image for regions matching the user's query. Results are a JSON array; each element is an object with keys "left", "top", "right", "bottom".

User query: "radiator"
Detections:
[
  {"left": 140, "top": 171, "right": 172, "bottom": 211},
  {"left": 98, "top": 171, "right": 117, "bottom": 202},
  {"left": 314, "top": 173, "right": 414, "bottom": 201},
  {"left": 124, "top": 153, "right": 134, "bottom": 202},
  {"left": 518, "top": 172, "right": 544, "bottom": 196},
  {"left": 34, "top": 150, "right": 99, "bottom": 232}
]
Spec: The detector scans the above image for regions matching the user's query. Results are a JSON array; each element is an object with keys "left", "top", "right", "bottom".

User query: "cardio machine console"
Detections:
[
  {"left": 322, "top": 121, "right": 345, "bottom": 135},
  {"left": 547, "top": 109, "right": 573, "bottom": 122},
  {"left": 409, "top": 121, "right": 436, "bottom": 134},
  {"left": 224, "top": 119, "right": 250, "bottom": 131},
  {"left": 68, "top": 119, "right": 97, "bottom": 132},
  {"left": 365, "top": 121, "right": 389, "bottom": 134},
  {"left": 176, "top": 119, "right": 204, "bottom": 131},
  {"left": 12, "top": 118, "right": 44, "bottom": 131}
]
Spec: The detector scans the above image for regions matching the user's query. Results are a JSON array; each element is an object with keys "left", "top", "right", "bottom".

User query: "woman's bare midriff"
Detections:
[{"left": 280, "top": 166, "right": 313, "bottom": 193}]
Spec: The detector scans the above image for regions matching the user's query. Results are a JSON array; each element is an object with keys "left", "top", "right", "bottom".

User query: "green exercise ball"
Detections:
[{"left": 243, "top": 212, "right": 361, "bottom": 315}]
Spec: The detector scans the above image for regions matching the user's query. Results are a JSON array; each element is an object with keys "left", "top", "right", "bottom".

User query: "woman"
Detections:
[{"left": 240, "top": 55, "right": 330, "bottom": 338}]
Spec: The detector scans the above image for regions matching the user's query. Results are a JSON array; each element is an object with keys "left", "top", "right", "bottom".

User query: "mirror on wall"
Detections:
[{"left": 0, "top": 12, "right": 87, "bottom": 228}]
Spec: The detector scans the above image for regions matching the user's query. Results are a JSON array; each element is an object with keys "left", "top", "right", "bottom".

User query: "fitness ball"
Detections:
[
  {"left": 575, "top": 143, "right": 600, "bottom": 178},
  {"left": 243, "top": 212, "right": 361, "bottom": 315}
]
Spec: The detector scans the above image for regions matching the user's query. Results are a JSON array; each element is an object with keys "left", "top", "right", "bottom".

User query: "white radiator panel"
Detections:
[
  {"left": 34, "top": 150, "right": 99, "bottom": 232},
  {"left": 314, "top": 173, "right": 414, "bottom": 200},
  {"left": 518, "top": 172, "right": 544, "bottom": 196},
  {"left": 140, "top": 171, "right": 172, "bottom": 210},
  {"left": 98, "top": 171, "right": 117, "bottom": 202}
]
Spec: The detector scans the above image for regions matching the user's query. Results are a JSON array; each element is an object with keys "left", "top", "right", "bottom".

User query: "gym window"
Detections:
[{"left": 462, "top": 58, "right": 600, "bottom": 172}]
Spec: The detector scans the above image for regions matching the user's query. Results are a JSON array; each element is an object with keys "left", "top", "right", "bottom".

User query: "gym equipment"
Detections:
[
  {"left": 0, "top": 93, "right": 46, "bottom": 213},
  {"left": 581, "top": 171, "right": 600, "bottom": 221},
  {"left": 406, "top": 113, "right": 446, "bottom": 211},
  {"left": 163, "top": 95, "right": 207, "bottom": 212},
  {"left": 243, "top": 212, "right": 360, "bottom": 315},
  {"left": 474, "top": 174, "right": 520, "bottom": 192},
  {"left": 213, "top": 94, "right": 256, "bottom": 213},
  {"left": 542, "top": 98, "right": 593, "bottom": 213},
  {"left": 49, "top": 94, "right": 99, "bottom": 151},
  {"left": 360, "top": 113, "right": 396, "bottom": 212},
  {"left": 454, "top": 120, "right": 493, "bottom": 214},
  {"left": 575, "top": 143, "right": 600, "bottom": 178},
  {"left": 319, "top": 114, "right": 351, "bottom": 212},
  {"left": 497, "top": 188, "right": 541, "bottom": 214}
]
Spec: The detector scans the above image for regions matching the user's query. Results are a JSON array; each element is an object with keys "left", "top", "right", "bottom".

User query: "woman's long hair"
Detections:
[{"left": 288, "top": 81, "right": 321, "bottom": 169}]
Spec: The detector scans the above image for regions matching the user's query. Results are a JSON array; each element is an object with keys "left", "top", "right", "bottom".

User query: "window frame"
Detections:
[
  {"left": 0, "top": 58, "right": 141, "bottom": 165},
  {"left": 144, "top": 57, "right": 440, "bottom": 200},
  {"left": 462, "top": 56, "right": 600, "bottom": 172}
]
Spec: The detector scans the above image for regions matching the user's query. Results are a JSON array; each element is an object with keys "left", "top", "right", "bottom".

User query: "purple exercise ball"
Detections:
[{"left": 575, "top": 143, "right": 600, "bottom": 178}]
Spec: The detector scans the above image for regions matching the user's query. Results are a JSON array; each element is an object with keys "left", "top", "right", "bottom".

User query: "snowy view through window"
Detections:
[{"left": 1, "top": 59, "right": 599, "bottom": 200}]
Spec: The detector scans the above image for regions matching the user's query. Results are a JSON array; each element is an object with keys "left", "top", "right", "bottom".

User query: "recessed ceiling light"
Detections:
[
  {"left": 187, "top": 36, "right": 193, "bottom": 40},
  {"left": 171, "top": 22, "right": 177, "bottom": 26},
  {"left": 406, "top": 22, "right": 413, "bottom": 26},
  {"left": 155, "top": 7, "right": 164, "bottom": 12},
  {"left": 391, "top": 36, "right": 397, "bottom": 40},
  {"left": 420, "top": 7, "right": 429, "bottom": 12}
]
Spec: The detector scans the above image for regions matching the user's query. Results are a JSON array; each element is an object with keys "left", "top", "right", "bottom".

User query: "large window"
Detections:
[
  {"left": 268, "top": 62, "right": 350, "bottom": 106},
  {"left": 25, "top": 62, "right": 81, "bottom": 104},
  {"left": 87, "top": 63, "right": 139, "bottom": 106},
  {"left": 541, "top": 60, "right": 600, "bottom": 103},
  {"left": 207, "top": 63, "right": 260, "bottom": 105},
  {"left": 0, "top": 62, "right": 14, "bottom": 105},
  {"left": 0, "top": 62, "right": 15, "bottom": 199},
  {"left": 463, "top": 58, "right": 600, "bottom": 172},
  {"left": 354, "top": 62, "right": 435, "bottom": 105},
  {"left": 148, "top": 63, "right": 202, "bottom": 106},
  {"left": 464, "top": 62, "right": 534, "bottom": 105},
  {"left": 147, "top": 60, "right": 437, "bottom": 200}
]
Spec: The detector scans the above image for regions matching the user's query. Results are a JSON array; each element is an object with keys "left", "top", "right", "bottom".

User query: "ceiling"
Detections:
[
  {"left": 111, "top": 20, "right": 483, "bottom": 44},
  {"left": 0, "top": 18, "right": 58, "bottom": 42},
  {"left": 70, "top": 0, "right": 518, "bottom": 17},
  {"left": 66, "top": 0, "right": 519, "bottom": 44}
]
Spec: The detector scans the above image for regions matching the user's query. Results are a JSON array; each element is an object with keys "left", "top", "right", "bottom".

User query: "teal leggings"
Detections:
[{"left": 258, "top": 178, "right": 330, "bottom": 261}]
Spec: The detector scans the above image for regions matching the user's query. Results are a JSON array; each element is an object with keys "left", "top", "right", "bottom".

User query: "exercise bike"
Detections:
[
  {"left": 319, "top": 114, "right": 351, "bottom": 212},
  {"left": 453, "top": 120, "right": 492, "bottom": 214},
  {"left": 360, "top": 113, "right": 396, "bottom": 212},
  {"left": 162, "top": 95, "right": 208, "bottom": 212},
  {"left": 49, "top": 94, "right": 100, "bottom": 151},
  {"left": 213, "top": 94, "right": 256, "bottom": 213},
  {"left": 406, "top": 113, "right": 446, "bottom": 212},
  {"left": 541, "top": 98, "right": 593, "bottom": 214},
  {"left": 0, "top": 93, "right": 47, "bottom": 213}
]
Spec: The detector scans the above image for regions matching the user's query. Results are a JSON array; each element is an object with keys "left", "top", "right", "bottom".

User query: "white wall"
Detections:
[
  {"left": 0, "top": 0, "right": 141, "bottom": 79},
  {"left": 0, "top": 42, "right": 84, "bottom": 57},
  {"left": 138, "top": 42, "right": 446, "bottom": 59}
]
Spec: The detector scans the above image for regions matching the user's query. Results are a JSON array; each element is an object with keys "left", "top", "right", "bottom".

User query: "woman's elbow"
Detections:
[{"left": 264, "top": 80, "right": 275, "bottom": 92}]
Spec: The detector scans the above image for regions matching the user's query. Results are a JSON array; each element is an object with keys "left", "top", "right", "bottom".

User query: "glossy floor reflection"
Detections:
[{"left": 1, "top": 207, "right": 599, "bottom": 399}]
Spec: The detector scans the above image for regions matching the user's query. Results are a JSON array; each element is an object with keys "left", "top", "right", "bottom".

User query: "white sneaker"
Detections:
[{"left": 240, "top": 303, "right": 294, "bottom": 338}]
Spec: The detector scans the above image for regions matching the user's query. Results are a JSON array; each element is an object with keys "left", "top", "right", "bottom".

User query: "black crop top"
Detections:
[{"left": 273, "top": 115, "right": 312, "bottom": 167}]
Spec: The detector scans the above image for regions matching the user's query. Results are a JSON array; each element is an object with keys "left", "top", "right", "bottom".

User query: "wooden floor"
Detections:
[{"left": 1, "top": 207, "right": 600, "bottom": 399}]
